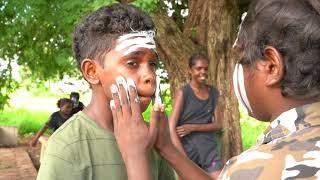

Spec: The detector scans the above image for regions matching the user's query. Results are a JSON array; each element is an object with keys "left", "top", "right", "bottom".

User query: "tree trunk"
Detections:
[{"left": 154, "top": 0, "right": 242, "bottom": 163}]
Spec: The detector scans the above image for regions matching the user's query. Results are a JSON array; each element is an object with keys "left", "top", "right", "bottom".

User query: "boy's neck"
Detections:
[{"left": 82, "top": 90, "right": 114, "bottom": 132}]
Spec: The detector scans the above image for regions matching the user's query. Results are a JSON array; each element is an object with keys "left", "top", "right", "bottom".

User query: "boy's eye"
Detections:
[
  {"left": 126, "top": 60, "right": 138, "bottom": 67},
  {"left": 149, "top": 61, "right": 157, "bottom": 68}
]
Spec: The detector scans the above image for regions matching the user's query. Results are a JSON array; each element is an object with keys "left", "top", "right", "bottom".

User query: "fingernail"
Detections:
[
  {"left": 116, "top": 76, "right": 127, "bottom": 89},
  {"left": 153, "top": 102, "right": 160, "bottom": 112},
  {"left": 160, "top": 104, "right": 165, "bottom": 112},
  {"left": 116, "top": 76, "right": 129, "bottom": 101},
  {"left": 126, "top": 78, "right": 136, "bottom": 88},
  {"left": 110, "top": 84, "right": 118, "bottom": 94},
  {"left": 110, "top": 100, "right": 115, "bottom": 109}
]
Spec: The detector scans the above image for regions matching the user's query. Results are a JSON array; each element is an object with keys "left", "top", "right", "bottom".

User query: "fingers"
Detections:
[
  {"left": 176, "top": 126, "right": 186, "bottom": 137},
  {"left": 110, "top": 100, "right": 118, "bottom": 132},
  {"left": 110, "top": 84, "right": 123, "bottom": 125},
  {"left": 149, "top": 103, "right": 160, "bottom": 143},
  {"left": 127, "top": 78, "right": 141, "bottom": 119},
  {"left": 116, "top": 76, "right": 131, "bottom": 119}
]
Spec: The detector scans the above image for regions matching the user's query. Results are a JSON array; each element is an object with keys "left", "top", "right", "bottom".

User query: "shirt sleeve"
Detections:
[
  {"left": 36, "top": 155, "right": 75, "bottom": 180},
  {"left": 45, "top": 113, "right": 58, "bottom": 130}
]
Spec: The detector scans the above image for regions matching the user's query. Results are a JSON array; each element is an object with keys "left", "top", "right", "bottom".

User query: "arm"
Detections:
[
  {"left": 169, "top": 90, "right": 187, "bottom": 155},
  {"left": 176, "top": 99, "right": 223, "bottom": 138},
  {"left": 155, "top": 111, "right": 214, "bottom": 180},
  {"left": 30, "top": 124, "right": 49, "bottom": 147},
  {"left": 158, "top": 143, "right": 213, "bottom": 180}
]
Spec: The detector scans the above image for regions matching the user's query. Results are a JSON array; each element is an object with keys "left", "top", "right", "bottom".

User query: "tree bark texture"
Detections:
[{"left": 154, "top": 0, "right": 242, "bottom": 163}]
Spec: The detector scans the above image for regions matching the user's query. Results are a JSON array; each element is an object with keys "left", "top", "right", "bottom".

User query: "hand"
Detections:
[
  {"left": 154, "top": 106, "right": 174, "bottom": 153},
  {"left": 176, "top": 124, "right": 194, "bottom": 137},
  {"left": 109, "top": 76, "right": 160, "bottom": 161},
  {"left": 30, "top": 138, "right": 38, "bottom": 147}
]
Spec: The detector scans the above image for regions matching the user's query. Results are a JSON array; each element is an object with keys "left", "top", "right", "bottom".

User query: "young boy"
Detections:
[
  {"left": 110, "top": 0, "right": 320, "bottom": 179},
  {"left": 36, "top": 3, "right": 175, "bottom": 180}
]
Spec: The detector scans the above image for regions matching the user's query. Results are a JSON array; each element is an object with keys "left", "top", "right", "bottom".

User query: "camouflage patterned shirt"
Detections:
[{"left": 219, "top": 102, "right": 320, "bottom": 180}]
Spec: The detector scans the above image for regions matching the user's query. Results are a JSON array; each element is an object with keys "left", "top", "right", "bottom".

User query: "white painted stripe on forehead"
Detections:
[
  {"left": 117, "top": 31, "right": 155, "bottom": 42},
  {"left": 115, "top": 37, "right": 155, "bottom": 51},
  {"left": 123, "top": 44, "right": 156, "bottom": 56},
  {"left": 115, "top": 31, "right": 156, "bottom": 55}
]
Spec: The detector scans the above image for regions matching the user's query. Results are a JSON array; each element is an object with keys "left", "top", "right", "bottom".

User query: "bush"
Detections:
[{"left": 0, "top": 108, "right": 50, "bottom": 135}]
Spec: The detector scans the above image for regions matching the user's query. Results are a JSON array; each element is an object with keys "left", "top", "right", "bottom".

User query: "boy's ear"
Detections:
[
  {"left": 81, "top": 59, "right": 100, "bottom": 85},
  {"left": 261, "top": 46, "right": 285, "bottom": 86}
]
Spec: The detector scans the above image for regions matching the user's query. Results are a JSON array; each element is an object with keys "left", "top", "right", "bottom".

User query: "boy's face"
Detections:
[{"left": 97, "top": 47, "right": 157, "bottom": 112}]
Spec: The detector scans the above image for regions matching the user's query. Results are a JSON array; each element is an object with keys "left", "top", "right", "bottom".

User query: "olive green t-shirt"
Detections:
[{"left": 37, "top": 112, "right": 175, "bottom": 180}]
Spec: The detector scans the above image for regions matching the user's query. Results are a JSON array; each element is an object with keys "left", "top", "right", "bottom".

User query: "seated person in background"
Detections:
[
  {"left": 30, "top": 98, "right": 73, "bottom": 147},
  {"left": 70, "top": 92, "right": 85, "bottom": 115}
]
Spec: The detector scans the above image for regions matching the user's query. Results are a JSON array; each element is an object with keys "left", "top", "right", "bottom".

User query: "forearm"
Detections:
[
  {"left": 170, "top": 130, "right": 187, "bottom": 156},
  {"left": 189, "top": 123, "right": 222, "bottom": 132},
  {"left": 159, "top": 144, "right": 213, "bottom": 180},
  {"left": 124, "top": 154, "right": 152, "bottom": 180},
  {"left": 35, "top": 126, "right": 48, "bottom": 140}
]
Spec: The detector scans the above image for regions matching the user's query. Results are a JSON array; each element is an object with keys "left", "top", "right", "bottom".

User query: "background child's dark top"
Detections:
[
  {"left": 46, "top": 111, "right": 70, "bottom": 132},
  {"left": 178, "top": 84, "right": 222, "bottom": 170}
]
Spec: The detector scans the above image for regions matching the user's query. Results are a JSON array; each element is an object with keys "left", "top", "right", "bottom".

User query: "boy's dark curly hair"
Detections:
[
  {"left": 188, "top": 52, "right": 209, "bottom": 68},
  {"left": 57, "top": 98, "right": 72, "bottom": 108},
  {"left": 73, "top": 3, "right": 154, "bottom": 68},
  {"left": 238, "top": 0, "right": 320, "bottom": 100}
]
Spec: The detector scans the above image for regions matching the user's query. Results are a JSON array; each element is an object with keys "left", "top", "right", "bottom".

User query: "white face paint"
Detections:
[
  {"left": 115, "top": 30, "right": 156, "bottom": 55},
  {"left": 154, "top": 75, "right": 162, "bottom": 104},
  {"left": 233, "top": 12, "right": 247, "bottom": 48},
  {"left": 233, "top": 63, "right": 253, "bottom": 115}
]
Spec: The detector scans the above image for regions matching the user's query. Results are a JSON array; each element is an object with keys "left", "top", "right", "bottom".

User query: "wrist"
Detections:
[{"left": 157, "top": 142, "right": 176, "bottom": 159}]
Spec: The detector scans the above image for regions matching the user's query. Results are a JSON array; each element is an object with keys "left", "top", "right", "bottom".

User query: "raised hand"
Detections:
[{"left": 109, "top": 76, "right": 161, "bottom": 180}]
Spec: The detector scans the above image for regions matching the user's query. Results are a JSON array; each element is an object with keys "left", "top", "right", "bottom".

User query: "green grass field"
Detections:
[{"left": 0, "top": 90, "right": 268, "bottom": 150}]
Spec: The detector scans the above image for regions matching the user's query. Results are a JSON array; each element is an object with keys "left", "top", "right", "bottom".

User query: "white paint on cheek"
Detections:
[
  {"left": 233, "top": 64, "right": 253, "bottom": 114},
  {"left": 238, "top": 64, "right": 253, "bottom": 113}
]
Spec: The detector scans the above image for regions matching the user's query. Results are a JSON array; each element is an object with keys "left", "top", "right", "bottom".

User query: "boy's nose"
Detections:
[{"left": 136, "top": 66, "right": 156, "bottom": 96}]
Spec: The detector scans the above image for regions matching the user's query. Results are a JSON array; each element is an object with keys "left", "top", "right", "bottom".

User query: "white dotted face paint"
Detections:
[
  {"left": 233, "top": 12, "right": 247, "bottom": 48},
  {"left": 115, "top": 30, "right": 156, "bottom": 55},
  {"left": 233, "top": 63, "right": 253, "bottom": 115},
  {"left": 154, "top": 75, "right": 162, "bottom": 105}
]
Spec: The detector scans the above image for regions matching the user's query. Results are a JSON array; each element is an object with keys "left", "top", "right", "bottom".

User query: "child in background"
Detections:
[
  {"left": 30, "top": 98, "right": 72, "bottom": 147},
  {"left": 170, "top": 52, "right": 223, "bottom": 179}
]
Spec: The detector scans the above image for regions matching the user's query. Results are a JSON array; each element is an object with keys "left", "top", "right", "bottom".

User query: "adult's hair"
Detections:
[
  {"left": 57, "top": 98, "right": 72, "bottom": 108},
  {"left": 188, "top": 52, "right": 209, "bottom": 68},
  {"left": 73, "top": 3, "right": 155, "bottom": 68},
  {"left": 237, "top": 0, "right": 320, "bottom": 100},
  {"left": 70, "top": 92, "right": 80, "bottom": 100}
]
